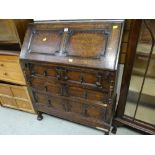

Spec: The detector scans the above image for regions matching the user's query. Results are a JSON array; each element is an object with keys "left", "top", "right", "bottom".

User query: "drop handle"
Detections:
[
  {"left": 43, "top": 70, "right": 47, "bottom": 76},
  {"left": 80, "top": 74, "right": 84, "bottom": 83},
  {"left": 47, "top": 99, "right": 52, "bottom": 107},
  {"left": 95, "top": 81, "right": 102, "bottom": 88},
  {"left": 56, "top": 74, "right": 61, "bottom": 80},
  {"left": 44, "top": 85, "right": 48, "bottom": 92},
  {"left": 63, "top": 76, "right": 68, "bottom": 80},
  {"left": 96, "top": 75, "right": 102, "bottom": 88}
]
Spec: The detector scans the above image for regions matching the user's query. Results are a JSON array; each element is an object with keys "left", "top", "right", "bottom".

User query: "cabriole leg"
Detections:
[{"left": 104, "top": 131, "right": 109, "bottom": 135}]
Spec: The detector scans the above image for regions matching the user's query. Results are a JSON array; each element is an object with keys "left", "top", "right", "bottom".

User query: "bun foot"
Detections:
[
  {"left": 104, "top": 132, "right": 109, "bottom": 135},
  {"left": 37, "top": 112, "right": 43, "bottom": 121},
  {"left": 111, "top": 126, "right": 117, "bottom": 134}
]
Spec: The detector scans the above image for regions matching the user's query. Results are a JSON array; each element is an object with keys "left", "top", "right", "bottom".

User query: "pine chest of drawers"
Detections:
[{"left": 20, "top": 20, "right": 124, "bottom": 134}]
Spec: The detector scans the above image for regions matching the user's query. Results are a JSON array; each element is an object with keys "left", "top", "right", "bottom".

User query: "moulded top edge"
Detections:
[{"left": 34, "top": 19, "right": 125, "bottom": 24}]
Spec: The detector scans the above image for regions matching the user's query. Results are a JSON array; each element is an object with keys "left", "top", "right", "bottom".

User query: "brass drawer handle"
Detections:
[{"left": 3, "top": 72, "right": 8, "bottom": 76}]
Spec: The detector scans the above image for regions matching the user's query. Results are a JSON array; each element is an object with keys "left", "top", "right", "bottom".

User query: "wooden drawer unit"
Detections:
[
  {"left": 0, "top": 19, "right": 33, "bottom": 51},
  {"left": 0, "top": 54, "right": 26, "bottom": 85},
  {"left": 0, "top": 83, "right": 34, "bottom": 113},
  {"left": 26, "top": 63, "right": 114, "bottom": 90},
  {"left": 28, "top": 74, "right": 110, "bottom": 103},
  {"left": 20, "top": 20, "right": 124, "bottom": 134},
  {"left": 34, "top": 91, "right": 109, "bottom": 124}
]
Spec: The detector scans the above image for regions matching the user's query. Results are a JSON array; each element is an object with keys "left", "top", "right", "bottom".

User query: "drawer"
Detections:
[
  {"left": 33, "top": 92, "right": 65, "bottom": 112},
  {"left": 29, "top": 76, "right": 109, "bottom": 103},
  {"left": 67, "top": 85, "right": 108, "bottom": 102},
  {"left": 26, "top": 63, "right": 114, "bottom": 89},
  {"left": 0, "top": 83, "right": 29, "bottom": 100},
  {"left": 34, "top": 91, "right": 109, "bottom": 122},
  {"left": 0, "top": 55, "right": 26, "bottom": 85},
  {"left": 0, "top": 96, "right": 34, "bottom": 113},
  {"left": 0, "top": 96, "right": 17, "bottom": 108},
  {"left": 0, "top": 54, "right": 19, "bottom": 61},
  {"left": 0, "top": 61, "right": 20, "bottom": 72},
  {"left": 16, "top": 100, "right": 33, "bottom": 112},
  {"left": 82, "top": 103, "right": 107, "bottom": 122},
  {"left": 27, "top": 64, "right": 57, "bottom": 77},
  {"left": 30, "top": 77, "right": 62, "bottom": 95},
  {"left": 0, "top": 83, "right": 35, "bottom": 113},
  {"left": 0, "top": 70, "right": 25, "bottom": 85},
  {"left": 67, "top": 69, "right": 113, "bottom": 89},
  {"left": 11, "top": 87, "right": 29, "bottom": 100}
]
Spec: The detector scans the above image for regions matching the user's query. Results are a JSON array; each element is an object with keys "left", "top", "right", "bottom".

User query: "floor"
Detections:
[{"left": 0, "top": 107, "right": 141, "bottom": 135}]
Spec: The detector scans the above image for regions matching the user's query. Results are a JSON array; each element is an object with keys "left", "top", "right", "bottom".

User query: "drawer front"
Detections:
[
  {"left": 0, "top": 20, "right": 17, "bottom": 42},
  {"left": 67, "top": 69, "right": 111, "bottom": 88},
  {"left": 29, "top": 77, "right": 61, "bottom": 95},
  {"left": 0, "top": 70, "right": 25, "bottom": 85},
  {"left": 25, "top": 63, "right": 115, "bottom": 89},
  {"left": 11, "top": 87, "right": 29, "bottom": 100},
  {"left": 16, "top": 100, "right": 33, "bottom": 112},
  {"left": 34, "top": 92, "right": 65, "bottom": 111},
  {"left": 0, "top": 96, "right": 17, "bottom": 108},
  {"left": 81, "top": 103, "right": 107, "bottom": 122},
  {"left": 0, "top": 55, "right": 26, "bottom": 85},
  {"left": 0, "top": 61, "right": 20, "bottom": 72},
  {"left": 29, "top": 77, "right": 109, "bottom": 104},
  {"left": 33, "top": 91, "right": 109, "bottom": 123},
  {"left": 66, "top": 85, "right": 108, "bottom": 102},
  {"left": 0, "top": 83, "right": 28, "bottom": 100},
  {"left": 0, "top": 83, "right": 35, "bottom": 113},
  {"left": 0, "top": 96, "right": 34, "bottom": 113},
  {"left": 0, "top": 84, "right": 12, "bottom": 96}
]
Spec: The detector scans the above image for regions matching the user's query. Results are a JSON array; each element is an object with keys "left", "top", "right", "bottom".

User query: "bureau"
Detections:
[{"left": 20, "top": 20, "right": 124, "bottom": 134}]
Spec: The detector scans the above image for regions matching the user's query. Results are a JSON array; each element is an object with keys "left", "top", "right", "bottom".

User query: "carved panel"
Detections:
[
  {"left": 28, "top": 30, "right": 63, "bottom": 54},
  {"left": 65, "top": 29, "right": 109, "bottom": 58}
]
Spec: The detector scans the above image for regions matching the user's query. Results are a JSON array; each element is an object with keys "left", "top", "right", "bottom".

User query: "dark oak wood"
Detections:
[{"left": 20, "top": 20, "right": 124, "bottom": 133}]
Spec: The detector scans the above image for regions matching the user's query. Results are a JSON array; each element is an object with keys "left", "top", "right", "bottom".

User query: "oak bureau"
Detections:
[{"left": 20, "top": 20, "right": 124, "bottom": 134}]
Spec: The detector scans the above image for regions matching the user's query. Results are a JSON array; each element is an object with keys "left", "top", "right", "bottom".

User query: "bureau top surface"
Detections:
[{"left": 20, "top": 20, "right": 124, "bottom": 70}]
